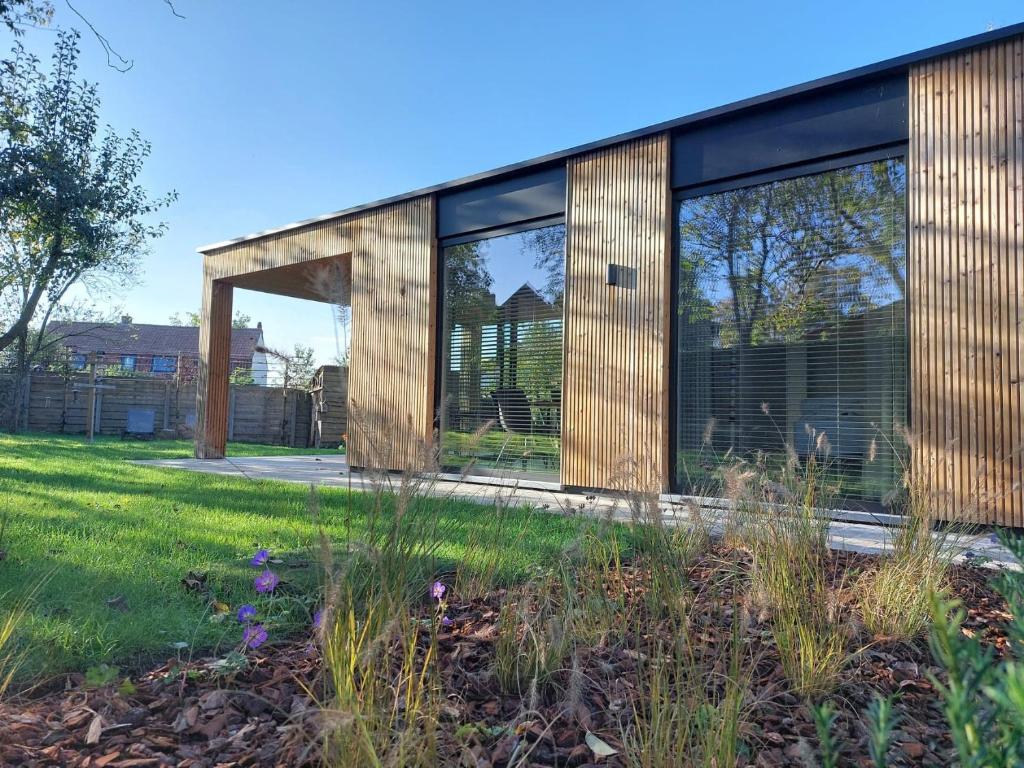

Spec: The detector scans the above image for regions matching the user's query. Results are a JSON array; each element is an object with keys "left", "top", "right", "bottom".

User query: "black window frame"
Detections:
[
  {"left": 434, "top": 214, "right": 567, "bottom": 482},
  {"left": 668, "top": 146, "right": 911, "bottom": 509}
]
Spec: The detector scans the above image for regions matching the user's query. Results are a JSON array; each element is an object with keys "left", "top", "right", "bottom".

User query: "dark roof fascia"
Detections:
[{"left": 198, "top": 21, "right": 1024, "bottom": 254}]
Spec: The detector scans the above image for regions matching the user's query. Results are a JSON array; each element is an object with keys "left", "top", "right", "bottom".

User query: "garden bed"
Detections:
[{"left": 1, "top": 548, "right": 1011, "bottom": 768}]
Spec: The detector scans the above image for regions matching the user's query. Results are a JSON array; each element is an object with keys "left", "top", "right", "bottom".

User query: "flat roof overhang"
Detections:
[
  {"left": 198, "top": 20, "right": 1024, "bottom": 255},
  {"left": 219, "top": 254, "right": 351, "bottom": 305}
]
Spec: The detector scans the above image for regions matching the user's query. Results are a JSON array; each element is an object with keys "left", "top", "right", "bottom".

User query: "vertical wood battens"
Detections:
[
  {"left": 910, "top": 35, "right": 1024, "bottom": 525},
  {"left": 204, "top": 218, "right": 353, "bottom": 284},
  {"left": 195, "top": 277, "right": 233, "bottom": 458},
  {"left": 562, "top": 134, "right": 671, "bottom": 490},
  {"left": 346, "top": 195, "right": 436, "bottom": 471}
]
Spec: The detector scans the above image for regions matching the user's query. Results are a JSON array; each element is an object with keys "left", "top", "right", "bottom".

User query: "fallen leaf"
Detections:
[
  {"left": 86, "top": 714, "right": 103, "bottom": 745},
  {"left": 585, "top": 731, "right": 618, "bottom": 757}
]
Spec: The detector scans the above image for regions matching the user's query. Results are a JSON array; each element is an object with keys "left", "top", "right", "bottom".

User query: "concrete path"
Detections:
[{"left": 136, "top": 454, "right": 1020, "bottom": 570}]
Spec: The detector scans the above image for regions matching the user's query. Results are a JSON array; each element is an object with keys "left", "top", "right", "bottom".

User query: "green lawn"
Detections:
[{"left": 0, "top": 433, "right": 583, "bottom": 680}]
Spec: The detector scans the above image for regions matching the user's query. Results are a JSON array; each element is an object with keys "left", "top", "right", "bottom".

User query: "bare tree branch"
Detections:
[{"left": 64, "top": 0, "right": 132, "bottom": 72}]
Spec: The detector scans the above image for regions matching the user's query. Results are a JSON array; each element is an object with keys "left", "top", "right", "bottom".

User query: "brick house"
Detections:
[{"left": 49, "top": 316, "right": 268, "bottom": 385}]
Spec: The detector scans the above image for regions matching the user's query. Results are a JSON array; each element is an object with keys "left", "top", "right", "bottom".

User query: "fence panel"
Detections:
[{"left": 2, "top": 373, "right": 313, "bottom": 447}]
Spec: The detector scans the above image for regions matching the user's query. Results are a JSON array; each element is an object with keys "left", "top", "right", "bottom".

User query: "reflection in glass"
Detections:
[
  {"left": 440, "top": 224, "right": 565, "bottom": 481},
  {"left": 675, "top": 159, "right": 907, "bottom": 505}
]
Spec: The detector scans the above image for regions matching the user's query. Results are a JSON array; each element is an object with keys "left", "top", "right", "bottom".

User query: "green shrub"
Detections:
[
  {"left": 927, "top": 530, "right": 1024, "bottom": 768},
  {"left": 812, "top": 692, "right": 900, "bottom": 768}
]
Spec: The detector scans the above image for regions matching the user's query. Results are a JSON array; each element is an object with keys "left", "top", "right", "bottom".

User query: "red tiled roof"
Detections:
[{"left": 48, "top": 322, "right": 262, "bottom": 360}]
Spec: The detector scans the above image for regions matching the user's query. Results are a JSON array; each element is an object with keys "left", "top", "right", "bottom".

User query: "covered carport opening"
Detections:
[{"left": 195, "top": 253, "right": 351, "bottom": 459}]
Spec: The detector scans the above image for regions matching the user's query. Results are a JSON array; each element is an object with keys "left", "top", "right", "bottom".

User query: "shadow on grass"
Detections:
[{"left": 0, "top": 433, "right": 594, "bottom": 682}]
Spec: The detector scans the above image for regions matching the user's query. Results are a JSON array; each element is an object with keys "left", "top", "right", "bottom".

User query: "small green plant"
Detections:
[
  {"left": 615, "top": 457, "right": 707, "bottom": 622},
  {"left": 927, "top": 530, "right": 1024, "bottom": 767},
  {"left": 0, "top": 599, "right": 26, "bottom": 698},
  {"left": 320, "top": 594, "right": 440, "bottom": 767},
  {"left": 84, "top": 662, "right": 121, "bottom": 687},
  {"left": 83, "top": 662, "right": 135, "bottom": 694},
  {"left": 746, "top": 454, "right": 852, "bottom": 697},
  {"left": 623, "top": 614, "right": 750, "bottom": 768},
  {"left": 811, "top": 692, "right": 900, "bottom": 768},
  {"left": 856, "top": 470, "right": 956, "bottom": 640},
  {"left": 493, "top": 579, "right": 572, "bottom": 698},
  {"left": 771, "top": 590, "right": 849, "bottom": 698},
  {"left": 811, "top": 700, "right": 840, "bottom": 768},
  {"left": 558, "top": 516, "right": 630, "bottom": 647},
  {"left": 866, "top": 692, "right": 901, "bottom": 768},
  {"left": 314, "top": 440, "right": 453, "bottom": 767}
]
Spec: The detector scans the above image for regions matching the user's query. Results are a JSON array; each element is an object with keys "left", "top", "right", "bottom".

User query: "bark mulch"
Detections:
[{"left": 0, "top": 549, "right": 1012, "bottom": 768}]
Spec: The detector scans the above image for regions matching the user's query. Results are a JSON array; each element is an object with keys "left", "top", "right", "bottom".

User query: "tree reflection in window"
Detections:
[
  {"left": 676, "top": 159, "right": 907, "bottom": 505},
  {"left": 440, "top": 223, "right": 565, "bottom": 481}
]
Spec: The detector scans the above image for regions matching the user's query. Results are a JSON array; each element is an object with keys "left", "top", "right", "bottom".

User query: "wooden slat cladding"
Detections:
[
  {"left": 205, "top": 219, "right": 355, "bottom": 284},
  {"left": 909, "top": 37, "right": 1024, "bottom": 525},
  {"left": 562, "top": 134, "right": 672, "bottom": 491},
  {"left": 204, "top": 219, "right": 355, "bottom": 304},
  {"left": 196, "top": 197, "right": 437, "bottom": 469},
  {"left": 346, "top": 196, "right": 437, "bottom": 471},
  {"left": 195, "top": 277, "right": 234, "bottom": 458}
]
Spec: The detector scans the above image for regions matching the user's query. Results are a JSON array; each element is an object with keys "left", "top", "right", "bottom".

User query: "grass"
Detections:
[
  {"left": 440, "top": 429, "right": 561, "bottom": 478},
  {"left": 856, "top": 473, "right": 958, "bottom": 641},
  {"left": 0, "top": 432, "right": 585, "bottom": 681}
]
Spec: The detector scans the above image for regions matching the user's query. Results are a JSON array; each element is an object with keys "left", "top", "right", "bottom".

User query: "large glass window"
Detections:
[
  {"left": 440, "top": 223, "right": 565, "bottom": 481},
  {"left": 674, "top": 158, "right": 906, "bottom": 505}
]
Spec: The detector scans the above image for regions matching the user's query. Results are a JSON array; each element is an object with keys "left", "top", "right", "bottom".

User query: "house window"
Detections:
[
  {"left": 152, "top": 355, "right": 177, "bottom": 374},
  {"left": 121, "top": 355, "right": 137, "bottom": 371},
  {"left": 440, "top": 222, "right": 565, "bottom": 481},
  {"left": 70, "top": 354, "right": 86, "bottom": 370},
  {"left": 674, "top": 157, "right": 907, "bottom": 506}
]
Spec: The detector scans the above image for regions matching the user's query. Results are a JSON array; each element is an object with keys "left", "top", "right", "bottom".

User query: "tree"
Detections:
[
  {"left": 676, "top": 159, "right": 906, "bottom": 453},
  {"left": 285, "top": 344, "right": 316, "bottom": 389},
  {"left": 0, "top": 0, "right": 52, "bottom": 35},
  {"left": 168, "top": 309, "right": 252, "bottom": 329},
  {"left": 519, "top": 224, "right": 565, "bottom": 304},
  {"left": 0, "top": 299, "right": 114, "bottom": 430},
  {"left": 168, "top": 311, "right": 201, "bottom": 326},
  {"left": 0, "top": 31, "right": 175, "bottom": 359},
  {"left": 228, "top": 367, "right": 255, "bottom": 386}
]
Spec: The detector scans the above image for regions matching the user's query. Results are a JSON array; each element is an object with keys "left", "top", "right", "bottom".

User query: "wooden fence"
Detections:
[
  {"left": 1, "top": 372, "right": 313, "bottom": 447},
  {"left": 309, "top": 365, "right": 348, "bottom": 447}
]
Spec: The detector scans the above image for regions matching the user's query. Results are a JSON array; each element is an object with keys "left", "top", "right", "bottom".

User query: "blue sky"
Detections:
[{"left": 2, "top": 1, "right": 1021, "bottom": 365}]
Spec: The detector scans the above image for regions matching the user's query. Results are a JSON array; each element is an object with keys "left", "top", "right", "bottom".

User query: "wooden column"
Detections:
[
  {"left": 909, "top": 36, "right": 1024, "bottom": 525},
  {"left": 195, "top": 275, "right": 234, "bottom": 458},
  {"left": 562, "top": 133, "right": 673, "bottom": 491},
  {"left": 347, "top": 195, "right": 437, "bottom": 470}
]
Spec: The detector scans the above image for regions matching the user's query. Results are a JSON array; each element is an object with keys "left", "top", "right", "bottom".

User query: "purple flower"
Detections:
[
  {"left": 243, "top": 623, "right": 268, "bottom": 649},
  {"left": 254, "top": 569, "right": 280, "bottom": 594},
  {"left": 237, "top": 604, "right": 257, "bottom": 623},
  {"left": 250, "top": 548, "right": 270, "bottom": 567},
  {"left": 431, "top": 581, "right": 446, "bottom": 601},
  {"left": 313, "top": 608, "right": 323, "bottom": 629},
  {"left": 441, "top": 615, "right": 453, "bottom": 627}
]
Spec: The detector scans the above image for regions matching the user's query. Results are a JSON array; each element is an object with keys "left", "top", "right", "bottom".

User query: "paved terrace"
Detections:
[{"left": 137, "top": 454, "right": 1020, "bottom": 570}]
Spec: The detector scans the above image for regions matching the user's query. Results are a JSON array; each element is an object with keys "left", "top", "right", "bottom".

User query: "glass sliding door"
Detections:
[
  {"left": 674, "top": 158, "right": 907, "bottom": 505},
  {"left": 440, "top": 223, "right": 565, "bottom": 481}
]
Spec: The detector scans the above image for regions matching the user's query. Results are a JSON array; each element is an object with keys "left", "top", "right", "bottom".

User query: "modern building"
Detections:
[
  {"left": 195, "top": 24, "right": 1024, "bottom": 527},
  {"left": 53, "top": 316, "right": 269, "bottom": 385}
]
